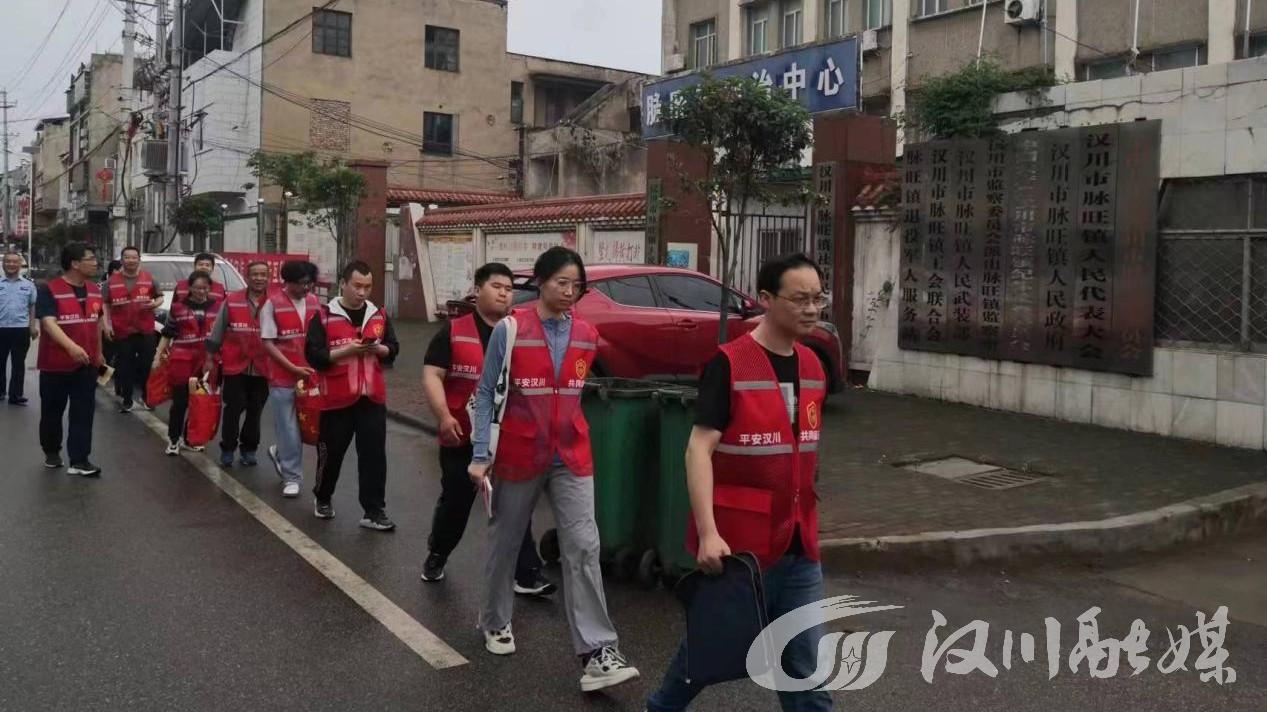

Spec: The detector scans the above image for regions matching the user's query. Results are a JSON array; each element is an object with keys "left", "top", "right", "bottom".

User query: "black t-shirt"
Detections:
[
  {"left": 35, "top": 282, "right": 89, "bottom": 320},
  {"left": 696, "top": 349, "right": 800, "bottom": 434},
  {"left": 423, "top": 315, "right": 495, "bottom": 370},
  {"left": 304, "top": 303, "right": 400, "bottom": 372}
]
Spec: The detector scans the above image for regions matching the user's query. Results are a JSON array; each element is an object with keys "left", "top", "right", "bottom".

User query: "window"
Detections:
[
  {"left": 1082, "top": 58, "right": 1130, "bottom": 81},
  {"left": 510, "top": 82, "right": 524, "bottom": 125},
  {"left": 596, "top": 276, "right": 658, "bottom": 308},
  {"left": 1155, "top": 177, "right": 1267, "bottom": 349},
  {"left": 1081, "top": 44, "right": 1205, "bottom": 80},
  {"left": 690, "top": 19, "right": 717, "bottom": 68},
  {"left": 312, "top": 9, "right": 351, "bottom": 57},
  {"left": 425, "top": 26, "right": 460, "bottom": 72},
  {"left": 748, "top": 6, "right": 768, "bottom": 56},
  {"left": 655, "top": 275, "right": 731, "bottom": 313},
  {"left": 826, "top": 0, "right": 846, "bottom": 38},
  {"left": 865, "top": 0, "right": 890, "bottom": 29},
  {"left": 916, "top": 0, "right": 948, "bottom": 17},
  {"left": 423, "top": 112, "right": 454, "bottom": 155},
  {"left": 780, "top": 0, "right": 803, "bottom": 48},
  {"left": 1239, "top": 32, "right": 1267, "bottom": 59}
]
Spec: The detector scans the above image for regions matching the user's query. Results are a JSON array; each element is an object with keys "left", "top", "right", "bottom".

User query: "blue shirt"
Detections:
[
  {"left": 471, "top": 312, "right": 573, "bottom": 463},
  {"left": 0, "top": 276, "right": 36, "bottom": 328}
]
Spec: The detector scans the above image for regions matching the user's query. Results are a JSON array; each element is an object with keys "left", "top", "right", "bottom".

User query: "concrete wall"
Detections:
[
  {"left": 994, "top": 55, "right": 1267, "bottom": 177},
  {"left": 185, "top": 0, "right": 263, "bottom": 206},
  {"left": 1237, "top": 0, "right": 1267, "bottom": 32},
  {"left": 850, "top": 210, "right": 897, "bottom": 370},
  {"left": 1077, "top": 0, "right": 1209, "bottom": 63},
  {"left": 33, "top": 121, "right": 69, "bottom": 218},
  {"left": 907, "top": 1, "right": 1048, "bottom": 85}
]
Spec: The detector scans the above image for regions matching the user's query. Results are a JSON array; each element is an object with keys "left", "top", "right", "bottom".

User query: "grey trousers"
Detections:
[{"left": 479, "top": 465, "right": 619, "bottom": 656}]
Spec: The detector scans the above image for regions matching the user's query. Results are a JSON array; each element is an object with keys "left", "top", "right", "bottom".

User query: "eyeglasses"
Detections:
[{"left": 773, "top": 292, "right": 828, "bottom": 310}]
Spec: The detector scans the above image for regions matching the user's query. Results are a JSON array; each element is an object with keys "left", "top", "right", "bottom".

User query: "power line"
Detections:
[
  {"left": 3, "top": 0, "right": 75, "bottom": 92},
  {"left": 184, "top": 0, "right": 343, "bottom": 89},
  {"left": 14, "top": 0, "right": 115, "bottom": 119}
]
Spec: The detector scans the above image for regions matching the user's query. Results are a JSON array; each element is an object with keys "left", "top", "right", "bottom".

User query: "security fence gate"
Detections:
[{"left": 722, "top": 207, "right": 813, "bottom": 297}]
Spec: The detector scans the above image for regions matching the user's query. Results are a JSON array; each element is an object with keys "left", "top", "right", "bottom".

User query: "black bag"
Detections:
[{"left": 673, "top": 552, "right": 773, "bottom": 686}]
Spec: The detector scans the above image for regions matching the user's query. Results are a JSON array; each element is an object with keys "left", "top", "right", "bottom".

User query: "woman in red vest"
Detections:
[
  {"left": 36, "top": 242, "right": 105, "bottom": 476},
  {"left": 468, "top": 247, "right": 639, "bottom": 693},
  {"left": 155, "top": 271, "right": 221, "bottom": 454},
  {"left": 647, "top": 254, "right": 830, "bottom": 712},
  {"left": 172, "top": 252, "right": 227, "bottom": 302},
  {"left": 260, "top": 260, "right": 320, "bottom": 498}
]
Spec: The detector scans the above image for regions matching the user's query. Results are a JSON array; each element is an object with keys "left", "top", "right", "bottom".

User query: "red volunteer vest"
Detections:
[
  {"left": 175, "top": 279, "right": 226, "bottom": 302},
  {"left": 218, "top": 290, "right": 270, "bottom": 376},
  {"left": 167, "top": 297, "right": 220, "bottom": 386},
  {"left": 493, "top": 309, "right": 597, "bottom": 482},
  {"left": 318, "top": 301, "right": 389, "bottom": 411},
  {"left": 686, "top": 334, "right": 826, "bottom": 571},
  {"left": 442, "top": 313, "right": 487, "bottom": 447},
  {"left": 106, "top": 270, "right": 159, "bottom": 339},
  {"left": 37, "top": 277, "right": 104, "bottom": 373},
  {"left": 264, "top": 290, "right": 319, "bottom": 388}
]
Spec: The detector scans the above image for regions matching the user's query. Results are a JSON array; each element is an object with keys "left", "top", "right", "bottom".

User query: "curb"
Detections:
[
  {"left": 386, "top": 407, "right": 438, "bottom": 436},
  {"left": 820, "top": 481, "right": 1267, "bottom": 569}
]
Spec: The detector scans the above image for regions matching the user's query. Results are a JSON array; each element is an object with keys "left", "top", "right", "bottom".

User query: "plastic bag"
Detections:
[
  {"left": 185, "top": 375, "right": 222, "bottom": 447},
  {"left": 145, "top": 361, "right": 171, "bottom": 408},
  {"left": 295, "top": 379, "right": 322, "bottom": 446}
]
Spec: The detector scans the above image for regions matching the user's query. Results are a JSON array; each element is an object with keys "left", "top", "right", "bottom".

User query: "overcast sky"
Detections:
[{"left": 0, "top": 0, "right": 662, "bottom": 161}]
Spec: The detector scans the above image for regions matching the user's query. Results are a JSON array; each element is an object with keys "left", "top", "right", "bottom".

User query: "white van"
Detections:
[{"left": 138, "top": 253, "right": 246, "bottom": 332}]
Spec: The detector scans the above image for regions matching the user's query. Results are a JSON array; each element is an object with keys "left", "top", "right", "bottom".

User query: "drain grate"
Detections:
[
  {"left": 957, "top": 469, "right": 1046, "bottom": 490},
  {"left": 900, "top": 456, "right": 1047, "bottom": 490}
]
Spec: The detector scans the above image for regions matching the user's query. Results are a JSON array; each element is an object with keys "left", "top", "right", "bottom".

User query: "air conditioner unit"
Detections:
[
  {"left": 861, "top": 29, "right": 879, "bottom": 54},
  {"left": 141, "top": 140, "right": 168, "bottom": 175},
  {"left": 1004, "top": 0, "right": 1042, "bottom": 26},
  {"left": 664, "top": 53, "right": 686, "bottom": 73}
]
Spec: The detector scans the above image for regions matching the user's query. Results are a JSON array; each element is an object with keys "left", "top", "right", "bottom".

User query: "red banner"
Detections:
[{"left": 220, "top": 252, "right": 311, "bottom": 286}]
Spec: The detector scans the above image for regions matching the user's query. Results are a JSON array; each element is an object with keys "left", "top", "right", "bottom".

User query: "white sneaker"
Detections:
[
  {"left": 282, "top": 481, "right": 301, "bottom": 498},
  {"left": 580, "top": 646, "right": 640, "bottom": 693},
  {"left": 180, "top": 438, "right": 205, "bottom": 453},
  {"left": 484, "top": 624, "right": 516, "bottom": 655},
  {"left": 164, "top": 441, "right": 180, "bottom": 456}
]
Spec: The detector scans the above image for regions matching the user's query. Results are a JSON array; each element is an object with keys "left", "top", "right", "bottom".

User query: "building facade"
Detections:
[
  {"left": 31, "top": 118, "right": 71, "bottom": 232},
  {"left": 663, "top": 0, "right": 1267, "bottom": 130},
  {"left": 64, "top": 54, "right": 126, "bottom": 254}
]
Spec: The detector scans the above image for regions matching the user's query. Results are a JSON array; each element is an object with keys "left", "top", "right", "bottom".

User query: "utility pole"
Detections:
[
  {"left": 166, "top": 0, "right": 185, "bottom": 253},
  {"left": 120, "top": 0, "right": 137, "bottom": 248},
  {"left": 1, "top": 90, "right": 13, "bottom": 243}
]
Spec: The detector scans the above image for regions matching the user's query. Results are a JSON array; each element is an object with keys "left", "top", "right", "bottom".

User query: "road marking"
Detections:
[{"left": 128, "top": 403, "right": 469, "bottom": 670}]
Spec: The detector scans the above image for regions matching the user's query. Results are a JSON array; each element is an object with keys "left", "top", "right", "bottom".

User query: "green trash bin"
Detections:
[
  {"left": 641, "top": 386, "right": 699, "bottom": 589},
  {"left": 539, "top": 378, "right": 662, "bottom": 580}
]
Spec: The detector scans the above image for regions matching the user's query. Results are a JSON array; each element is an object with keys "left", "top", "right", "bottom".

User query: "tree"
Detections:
[
  {"left": 248, "top": 151, "right": 368, "bottom": 268},
  {"left": 660, "top": 75, "right": 813, "bottom": 343},
  {"left": 901, "top": 58, "right": 1055, "bottom": 141},
  {"left": 169, "top": 196, "right": 223, "bottom": 252}
]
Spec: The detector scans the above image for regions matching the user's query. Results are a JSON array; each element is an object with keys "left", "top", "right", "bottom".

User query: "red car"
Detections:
[{"left": 451, "top": 264, "right": 844, "bottom": 393}]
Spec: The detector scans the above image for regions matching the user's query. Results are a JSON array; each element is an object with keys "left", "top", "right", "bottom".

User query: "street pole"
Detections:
[
  {"left": 165, "top": 0, "right": 185, "bottom": 252},
  {"left": 1, "top": 90, "right": 13, "bottom": 243},
  {"left": 120, "top": 0, "right": 137, "bottom": 249}
]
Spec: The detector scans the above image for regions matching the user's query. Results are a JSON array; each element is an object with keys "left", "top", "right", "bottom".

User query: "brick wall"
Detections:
[{"left": 309, "top": 99, "right": 352, "bottom": 152}]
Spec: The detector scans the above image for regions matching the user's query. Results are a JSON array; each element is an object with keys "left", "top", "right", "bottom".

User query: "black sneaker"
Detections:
[
  {"left": 359, "top": 511, "right": 396, "bottom": 531},
  {"left": 9, "top": 397, "right": 28, "bottom": 406},
  {"left": 68, "top": 461, "right": 102, "bottom": 478},
  {"left": 314, "top": 499, "right": 335, "bottom": 519},
  {"left": 514, "top": 573, "right": 558, "bottom": 597},
  {"left": 43, "top": 453, "right": 64, "bottom": 469},
  {"left": 420, "top": 552, "right": 446, "bottom": 582},
  {"left": 118, "top": 401, "right": 133, "bottom": 413}
]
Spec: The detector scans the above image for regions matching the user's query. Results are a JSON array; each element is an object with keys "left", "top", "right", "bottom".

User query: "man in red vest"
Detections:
[
  {"left": 173, "top": 252, "right": 227, "bottom": 302},
  {"left": 418, "top": 262, "right": 553, "bottom": 596},
  {"left": 206, "top": 261, "right": 272, "bottom": 468},
  {"left": 261, "top": 260, "right": 320, "bottom": 498},
  {"left": 647, "top": 254, "right": 830, "bottom": 712},
  {"left": 305, "top": 260, "right": 400, "bottom": 530},
  {"left": 103, "top": 245, "right": 162, "bottom": 413},
  {"left": 35, "top": 242, "right": 106, "bottom": 477}
]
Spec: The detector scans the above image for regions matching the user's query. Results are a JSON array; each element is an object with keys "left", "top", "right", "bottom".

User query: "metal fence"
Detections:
[
  {"left": 1155, "top": 230, "right": 1267, "bottom": 351},
  {"left": 722, "top": 207, "right": 812, "bottom": 297}
]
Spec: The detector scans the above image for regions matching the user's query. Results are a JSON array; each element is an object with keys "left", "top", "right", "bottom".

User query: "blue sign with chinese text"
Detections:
[{"left": 642, "top": 37, "right": 860, "bottom": 140}]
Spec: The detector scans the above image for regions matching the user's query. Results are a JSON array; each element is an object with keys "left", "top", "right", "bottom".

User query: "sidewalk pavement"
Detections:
[{"left": 387, "top": 318, "right": 1267, "bottom": 566}]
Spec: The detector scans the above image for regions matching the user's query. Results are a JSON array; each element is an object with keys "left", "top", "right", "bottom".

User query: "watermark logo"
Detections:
[
  {"left": 746, "top": 594, "right": 903, "bottom": 692},
  {"left": 748, "top": 598, "right": 1238, "bottom": 692}
]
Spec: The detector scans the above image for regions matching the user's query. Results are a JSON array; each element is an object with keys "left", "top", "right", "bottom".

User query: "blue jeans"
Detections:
[
  {"left": 269, "top": 386, "right": 303, "bottom": 483},
  {"left": 647, "top": 554, "right": 832, "bottom": 712}
]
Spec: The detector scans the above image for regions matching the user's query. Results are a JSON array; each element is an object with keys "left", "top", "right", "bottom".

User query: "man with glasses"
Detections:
[
  {"left": 647, "top": 253, "right": 831, "bottom": 712},
  {"left": 35, "top": 243, "right": 106, "bottom": 477},
  {"left": 261, "top": 261, "right": 321, "bottom": 497}
]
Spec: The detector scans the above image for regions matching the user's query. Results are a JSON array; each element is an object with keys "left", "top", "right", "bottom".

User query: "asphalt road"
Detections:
[{"left": 0, "top": 365, "right": 1264, "bottom": 712}]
